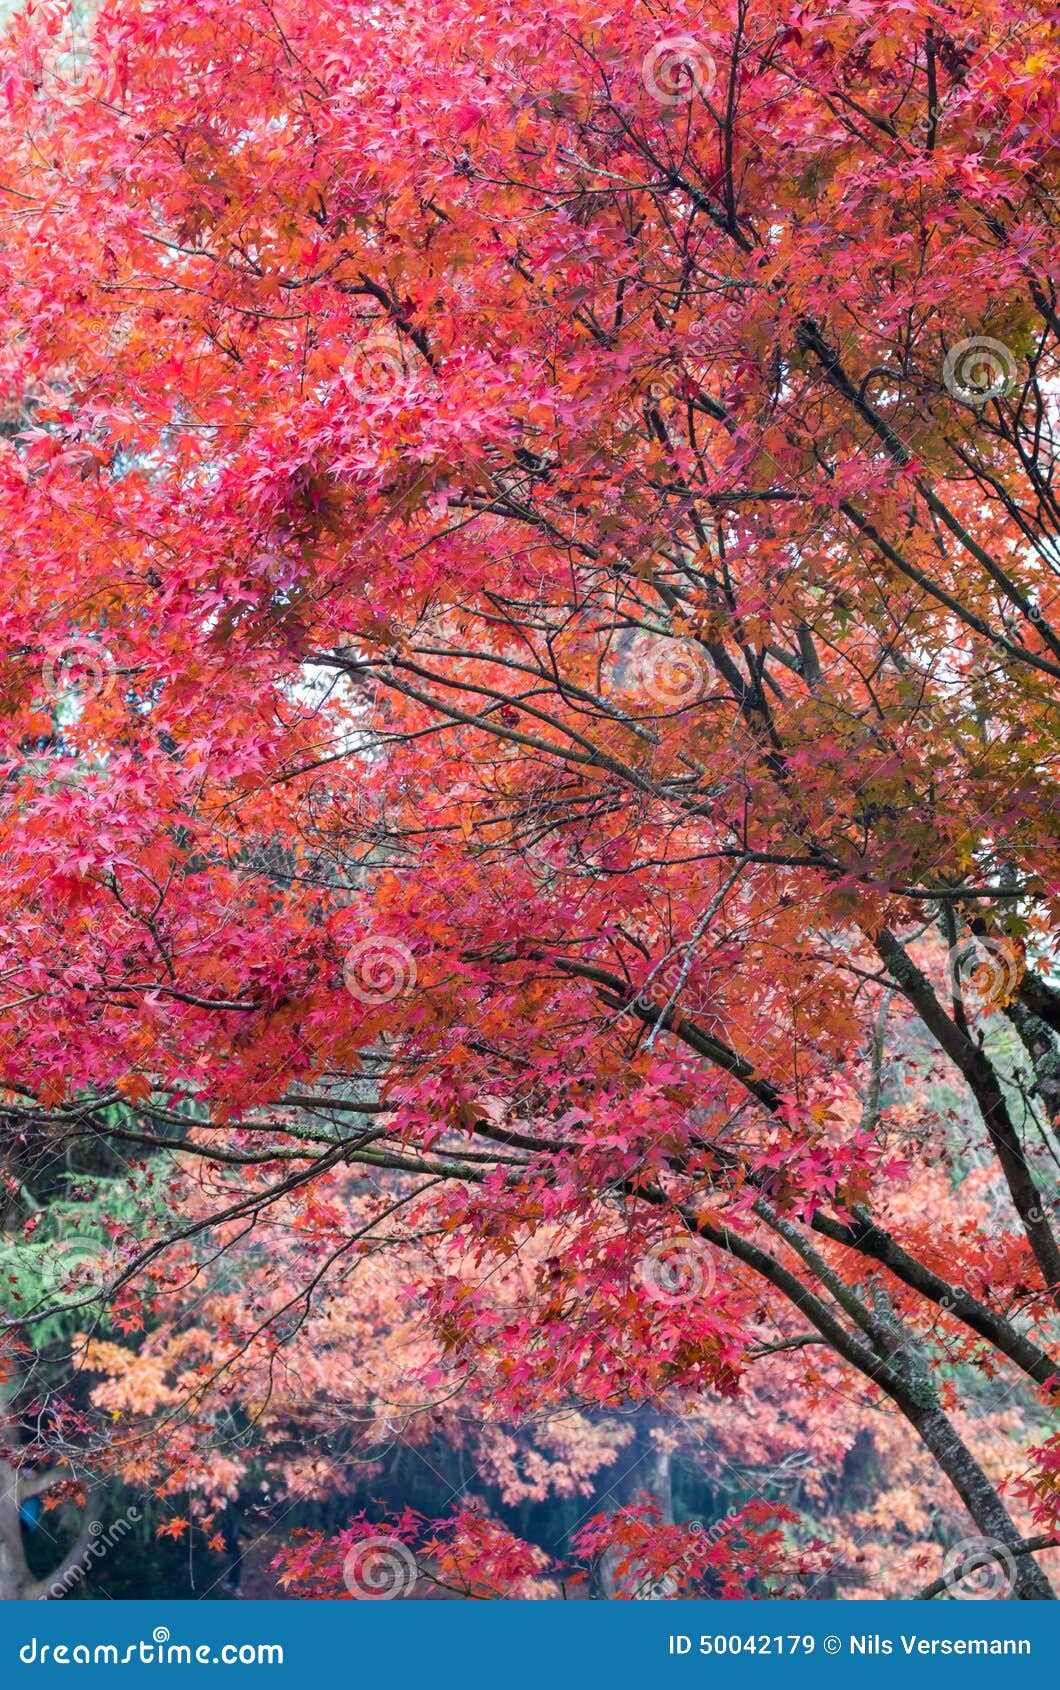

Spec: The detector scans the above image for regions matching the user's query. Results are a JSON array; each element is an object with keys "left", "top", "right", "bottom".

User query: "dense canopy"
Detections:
[{"left": 0, "top": 0, "right": 1057, "bottom": 1600}]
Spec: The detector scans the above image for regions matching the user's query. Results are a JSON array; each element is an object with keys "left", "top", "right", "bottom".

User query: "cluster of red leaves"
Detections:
[
  {"left": 271, "top": 1497, "right": 814, "bottom": 1601},
  {"left": 0, "top": 0, "right": 1056, "bottom": 1600},
  {"left": 273, "top": 1507, "right": 556, "bottom": 1601}
]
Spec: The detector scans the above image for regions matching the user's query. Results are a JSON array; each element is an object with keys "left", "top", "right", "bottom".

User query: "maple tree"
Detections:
[
  {"left": 0, "top": 0, "right": 1058, "bottom": 1597},
  {"left": 79, "top": 1173, "right": 633, "bottom": 1516}
]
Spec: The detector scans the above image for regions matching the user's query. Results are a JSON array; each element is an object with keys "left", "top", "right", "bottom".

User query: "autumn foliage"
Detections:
[{"left": 0, "top": 0, "right": 1058, "bottom": 1599}]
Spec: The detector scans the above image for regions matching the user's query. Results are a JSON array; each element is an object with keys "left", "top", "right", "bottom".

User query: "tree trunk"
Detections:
[
  {"left": 904, "top": 1403, "right": 1055, "bottom": 1600},
  {"left": 0, "top": 1458, "right": 36, "bottom": 1600},
  {"left": 684, "top": 1203, "right": 1057, "bottom": 1599},
  {"left": 0, "top": 1378, "right": 100, "bottom": 1600}
]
